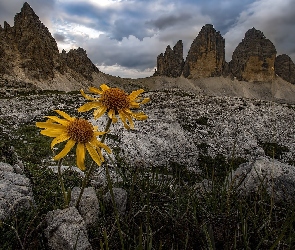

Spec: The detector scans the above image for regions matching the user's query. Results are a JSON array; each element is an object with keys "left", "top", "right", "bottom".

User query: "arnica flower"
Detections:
[
  {"left": 78, "top": 84, "right": 150, "bottom": 129},
  {"left": 36, "top": 110, "right": 111, "bottom": 171}
]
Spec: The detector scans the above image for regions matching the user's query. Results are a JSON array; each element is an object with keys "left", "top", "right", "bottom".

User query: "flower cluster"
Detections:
[{"left": 36, "top": 84, "right": 149, "bottom": 171}]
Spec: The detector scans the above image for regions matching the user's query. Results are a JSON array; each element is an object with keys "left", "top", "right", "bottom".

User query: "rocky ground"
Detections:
[{"left": 0, "top": 86, "right": 294, "bottom": 170}]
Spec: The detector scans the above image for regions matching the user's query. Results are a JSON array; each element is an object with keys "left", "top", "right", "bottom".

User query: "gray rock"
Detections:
[
  {"left": 228, "top": 157, "right": 295, "bottom": 202},
  {"left": 0, "top": 162, "right": 34, "bottom": 220},
  {"left": 45, "top": 207, "right": 92, "bottom": 250},
  {"left": 70, "top": 187, "right": 99, "bottom": 228},
  {"left": 104, "top": 187, "right": 128, "bottom": 215}
]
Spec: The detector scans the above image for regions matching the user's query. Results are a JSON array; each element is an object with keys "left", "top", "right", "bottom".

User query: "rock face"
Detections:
[
  {"left": 183, "top": 24, "right": 225, "bottom": 78},
  {"left": 275, "top": 54, "right": 295, "bottom": 84},
  {"left": 229, "top": 157, "right": 295, "bottom": 203},
  {"left": 0, "top": 2, "right": 98, "bottom": 82},
  {"left": 154, "top": 40, "right": 184, "bottom": 77},
  {"left": 0, "top": 162, "right": 34, "bottom": 221},
  {"left": 45, "top": 207, "right": 92, "bottom": 250},
  {"left": 229, "top": 28, "right": 276, "bottom": 82},
  {"left": 61, "top": 48, "right": 99, "bottom": 81}
]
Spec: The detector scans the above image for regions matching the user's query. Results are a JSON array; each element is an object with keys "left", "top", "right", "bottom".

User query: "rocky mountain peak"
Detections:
[
  {"left": 0, "top": 2, "right": 100, "bottom": 85},
  {"left": 183, "top": 24, "right": 225, "bottom": 78},
  {"left": 154, "top": 40, "right": 184, "bottom": 77},
  {"left": 244, "top": 27, "right": 266, "bottom": 40},
  {"left": 229, "top": 27, "right": 276, "bottom": 82},
  {"left": 275, "top": 54, "right": 295, "bottom": 84}
]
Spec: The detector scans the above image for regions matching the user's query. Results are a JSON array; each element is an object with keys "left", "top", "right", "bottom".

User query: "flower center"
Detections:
[
  {"left": 66, "top": 119, "right": 94, "bottom": 144},
  {"left": 101, "top": 88, "right": 130, "bottom": 110}
]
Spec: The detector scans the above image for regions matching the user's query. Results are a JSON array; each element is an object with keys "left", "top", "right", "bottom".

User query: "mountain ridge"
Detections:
[{"left": 1, "top": 2, "right": 295, "bottom": 104}]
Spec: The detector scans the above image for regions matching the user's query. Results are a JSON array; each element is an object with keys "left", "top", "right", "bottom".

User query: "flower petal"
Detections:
[
  {"left": 94, "top": 131, "right": 106, "bottom": 136},
  {"left": 45, "top": 116, "right": 70, "bottom": 126},
  {"left": 78, "top": 102, "right": 101, "bottom": 112},
  {"left": 93, "top": 106, "right": 107, "bottom": 119},
  {"left": 132, "top": 112, "right": 148, "bottom": 120},
  {"left": 54, "top": 110, "right": 75, "bottom": 121},
  {"left": 90, "top": 137, "right": 112, "bottom": 154},
  {"left": 80, "top": 89, "right": 98, "bottom": 101},
  {"left": 141, "top": 97, "right": 150, "bottom": 104},
  {"left": 108, "top": 109, "right": 118, "bottom": 123},
  {"left": 51, "top": 132, "right": 70, "bottom": 149},
  {"left": 54, "top": 139, "right": 76, "bottom": 160},
  {"left": 119, "top": 110, "right": 133, "bottom": 129},
  {"left": 86, "top": 143, "right": 102, "bottom": 166},
  {"left": 36, "top": 122, "right": 64, "bottom": 129},
  {"left": 99, "top": 84, "right": 109, "bottom": 91},
  {"left": 76, "top": 143, "right": 86, "bottom": 171},
  {"left": 129, "top": 89, "right": 144, "bottom": 101},
  {"left": 88, "top": 86, "right": 104, "bottom": 95},
  {"left": 40, "top": 128, "right": 65, "bottom": 137}
]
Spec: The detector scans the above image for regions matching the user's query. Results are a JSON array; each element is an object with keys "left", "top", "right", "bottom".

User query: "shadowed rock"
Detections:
[
  {"left": 275, "top": 54, "right": 295, "bottom": 84},
  {"left": 228, "top": 157, "right": 295, "bottom": 203},
  {"left": 183, "top": 24, "right": 225, "bottom": 78},
  {"left": 45, "top": 207, "right": 92, "bottom": 250},
  {"left": 229, "top": 28, "right": 277, "bottom": 82},
  {"left": 154, "top": 40, "right": 184, "bottom": 77},
  {"left": 0, "top": 162, "right": 34, "bottom": 221}
]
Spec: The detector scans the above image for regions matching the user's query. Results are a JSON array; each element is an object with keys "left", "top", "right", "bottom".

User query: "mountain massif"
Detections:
[
  {"left": 154, "top": 24, "right": 295, "bottom": 85},
  {"left": 1, "top": 3, "right": 295, "bottom": 103}
]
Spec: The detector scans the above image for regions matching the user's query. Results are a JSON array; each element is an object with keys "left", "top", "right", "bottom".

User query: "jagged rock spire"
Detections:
[
  {"left": 229, "top": 27, "right": 277, "bottom": 82},
  {"left": 183, "top": 24, "right": 225, "bottom": 78}
]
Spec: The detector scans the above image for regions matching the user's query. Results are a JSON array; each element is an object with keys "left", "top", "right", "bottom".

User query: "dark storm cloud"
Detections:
[
  {"left": 146, "top": 14, "right": 193, "bottom": 30},
  {"left": 53, "top": 33, "right": 66, "bottom": 42},
  {"left": 1, "top": 0, "right": 295, "bottom": 78}
]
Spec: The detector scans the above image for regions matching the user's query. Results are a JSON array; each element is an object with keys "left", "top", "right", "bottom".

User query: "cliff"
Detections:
[{"left": 0, "top": 2, "right": 102, "bottom": 90}]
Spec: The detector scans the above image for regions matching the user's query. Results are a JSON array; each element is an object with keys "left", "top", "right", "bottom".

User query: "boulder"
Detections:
[
  {"left": 104, "top": 187, "right": 128, "bottom": 215},
  {"left": 0, "top": 162, "right": 34, "bottom": 221},
  {"left": 45, "top": 207, "right": 92, "bottom": 250},
  {"left": 70, "top": 187, "right": 100, "bottom": 228},
  {"left": 228, "top": 157, "right": 295, "bottom": 202}
]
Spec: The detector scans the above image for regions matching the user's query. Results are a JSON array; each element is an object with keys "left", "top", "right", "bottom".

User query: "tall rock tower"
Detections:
[
  {"left": 229, "top": 28, "right": 276, "bottom": 82},
  {"left": 183, "top": 24, "right": 225, "bottom": 78},
  {"left": 12, "top": 2, "right": 63, "bottom": 79},
  {"left": 154, "top": 40, "right": 184, "bottom": 77},
  {"left": 275, "top": 54, "right": 295, "bottom": 84}
]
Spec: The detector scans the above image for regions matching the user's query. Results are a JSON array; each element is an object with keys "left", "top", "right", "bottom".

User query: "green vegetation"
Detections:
[
  {"left": 1, "top": 92, "right": 295, "bottom": 249},
  {"left": 259, "top": 141, "right": 290, "bottom": 161}
]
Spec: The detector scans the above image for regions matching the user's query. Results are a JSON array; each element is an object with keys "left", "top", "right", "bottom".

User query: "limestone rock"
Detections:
[
  {"left": 70, "top": 187, "right": 100, "bottom": 228},
  {"left": 0, "top": 162, "right": 34, "bottom": 221},
  {"left": 154, "top": 40, "right": 184, "bottom": 77},
  {"left": 61, "top": 48, "right": 99, "bottom": 81},
  {"left": 104, "top": 187, "right": 128, "bottom": 215},
  {"left": 229, "top": 28, "right": 276, "bottom": 82},
  {"left": 13, "top": 2, "right": 62, "bottom": 80},
  {"left": 45, "top": 207, "right": 92, "bottom": 250},
  {"left": 275, "top": 54, "right": 295, "bottom": 84},
  {"left": 183, "top": 24, "right": 225, "bottom": 78},
  {"left": 228, "top": 157, "right": 295, "bottom": 202},
  {"left": 0, "top": 2, "right": 99, "bottom": 84}
]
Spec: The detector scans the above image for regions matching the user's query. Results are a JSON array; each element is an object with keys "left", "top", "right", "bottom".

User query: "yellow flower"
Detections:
[
  {"left": 36, "top": 110, "right": 111, "bottom": 171},
  {"left": 78, "top": 84, "right": 150, "bottom": 129}
]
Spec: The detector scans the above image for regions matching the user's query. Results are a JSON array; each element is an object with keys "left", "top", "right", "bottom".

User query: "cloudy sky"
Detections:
[{"left": 0, "top": 0, "right": 295, "bottom": 78}]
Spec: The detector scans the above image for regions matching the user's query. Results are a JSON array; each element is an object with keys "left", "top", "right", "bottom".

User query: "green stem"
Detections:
[
  {"left": 105, "top": 163, "right": 125, "bottom": 250},
  {"left": 75, "top": 161, "right": 94, "bottom": 208},
  {"left": 57, "top": 158, "right": 68, "bottom": 208},
  {"left": 101, "top": 117, "right": 112, "bottom": 143},
  {"left": 75, "top": 117, "right": 112, "bottom": 209}
]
